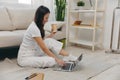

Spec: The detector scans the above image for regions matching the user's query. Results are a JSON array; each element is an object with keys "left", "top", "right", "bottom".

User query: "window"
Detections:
[{"left": 18, "top": 0, "right": 31, "bottom": 4}]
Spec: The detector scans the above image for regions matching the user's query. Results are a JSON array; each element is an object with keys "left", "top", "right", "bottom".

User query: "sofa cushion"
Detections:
[
  {"left": 44, "top": 21, "right": 65, "bottom": 32},
  {"left": 0, "top": 7, "right": 14, "bottom": 31},
  {"left": 7, "top": 7, "right": 36, "bottom": 30},
  {"left": 0, "top": 30, "right": 25, "bottom": 48}
]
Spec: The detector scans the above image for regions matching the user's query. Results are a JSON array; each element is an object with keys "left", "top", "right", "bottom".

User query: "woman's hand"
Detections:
[
  {"left": 55, "top": 58, "right": 65, "bottom": 66},
  {"left": 46, "top": 32, "right": 56, "bottom": 38},
  {"left": 51, "top": 31, "right": 56, "bottom": 35},
  {"left": 51, "top": 24, "right": 57, "bottom": 33}
]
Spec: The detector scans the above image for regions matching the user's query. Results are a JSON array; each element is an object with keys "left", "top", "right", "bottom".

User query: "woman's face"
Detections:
[{"left": 43, "top": 13, "right": 50, "bottom": 25}]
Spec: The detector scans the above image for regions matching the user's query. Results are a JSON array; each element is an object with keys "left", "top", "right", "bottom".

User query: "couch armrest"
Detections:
[
  {"left": 61, "top": 24, "right": 66, "bottom": 34},
  {"left": 45, "top": 30, "right": 66, "bottom": 40},
  {"left": 44, "top": 21, "right": 65, "bottom": 32}
]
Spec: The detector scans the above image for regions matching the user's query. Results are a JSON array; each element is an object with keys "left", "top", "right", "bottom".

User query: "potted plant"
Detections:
[
  {"left": 77, "top": 0, "right": 85, "bottom": 9},
  {"left": 55, "top": 0, "right": 66, "bottom": 21}
]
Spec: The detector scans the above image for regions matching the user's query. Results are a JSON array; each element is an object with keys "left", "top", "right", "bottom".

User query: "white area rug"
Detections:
[
  {"left": 0, "top": 58, "right": 23, "bottom": 74},
  {"left": 89, "top": 64, "right": 120, "bottom": 80},
  {"left": 0, "top": 46, "right": 120, "bottom": 80}
]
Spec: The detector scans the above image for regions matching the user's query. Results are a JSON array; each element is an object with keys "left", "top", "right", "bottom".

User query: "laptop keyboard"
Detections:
[{"left": 62, "top": 62, "right": 76, "bottom": 71}]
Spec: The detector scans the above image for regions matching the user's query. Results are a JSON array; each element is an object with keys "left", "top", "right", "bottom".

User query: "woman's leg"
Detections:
[
  {"left": 44, "top": 38, "right": 69, "bottom": 56},
  {"left": 18, "top": 56, "right": 56, "bottom": 68},
  {"left": 59, "top": 49, "right": 69, "bottom": 56},
  {"left": 44, "top": 38, "right": 63, "bottom": 55},
  {"left": 59, "top": 50, "right": 78, "bottom": 62},
  {"left": 43, "top": 38, "right": 78, "bottom": 61}
]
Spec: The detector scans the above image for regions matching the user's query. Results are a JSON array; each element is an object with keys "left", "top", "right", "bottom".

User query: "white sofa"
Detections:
[{"left": 0, "top": 3, "right": 66, "bottom": 48}]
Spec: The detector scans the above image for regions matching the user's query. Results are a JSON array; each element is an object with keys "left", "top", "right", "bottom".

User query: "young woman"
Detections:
[{"left": 17, "top": 6, "right": 74, "bottom": 68}]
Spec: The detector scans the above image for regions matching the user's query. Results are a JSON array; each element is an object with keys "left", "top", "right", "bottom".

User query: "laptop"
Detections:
[{"left": 53, "top": 54, "right": 83, "bottom": 72}]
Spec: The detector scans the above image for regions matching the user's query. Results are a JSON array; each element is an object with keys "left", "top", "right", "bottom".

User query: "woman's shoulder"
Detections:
[
  {"left": 27, "top": 21, "right": 40, "bottom": 32},
  {"left": 29, "top": 21, "right": 36, "bottom": 27},
  {"left": 28, "top": 21, "right": 37, "bottom": 29}
]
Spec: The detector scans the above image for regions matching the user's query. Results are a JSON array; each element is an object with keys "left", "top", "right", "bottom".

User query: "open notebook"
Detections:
[{"left": 53, "top": 54, "right": 83, "bottom": 72}]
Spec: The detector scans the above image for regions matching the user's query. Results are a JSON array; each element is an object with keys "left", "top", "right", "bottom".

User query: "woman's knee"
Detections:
[
  {"left": 44, "top": 38, "right": 56, "bottom": 43},
  {"left": 44, "top": 38, "right": 56, "bottom": 49}
]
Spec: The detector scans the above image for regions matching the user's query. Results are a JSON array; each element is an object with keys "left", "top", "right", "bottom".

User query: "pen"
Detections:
[{"left": 25, "top": 73, "right": 37, "bottom": 80}]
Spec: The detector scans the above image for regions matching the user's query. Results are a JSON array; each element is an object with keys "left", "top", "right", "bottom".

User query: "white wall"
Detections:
[
  {"left": 43, "top": 0, "right": 55, "bottom": 21},
  {"left": 104, "top": 0, "right": 118, "bottom": 49},
  {"left": 31, "top": 0, "right": 55, "bottom": 21}
]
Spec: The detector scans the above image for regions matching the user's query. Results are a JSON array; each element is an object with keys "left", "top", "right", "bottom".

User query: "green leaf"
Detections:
[{"left": 55, "top": 0, "right": 66, "bottom": 21}]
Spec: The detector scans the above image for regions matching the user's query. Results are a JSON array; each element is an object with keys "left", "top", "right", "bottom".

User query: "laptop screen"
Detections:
[{"left": 77, "top": 54, "right": 83, "bottom": 62}]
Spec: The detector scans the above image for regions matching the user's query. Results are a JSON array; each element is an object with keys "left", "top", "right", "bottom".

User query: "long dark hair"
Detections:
[{"left": 34, "top": 5, "right": 50, "bottom": 38}]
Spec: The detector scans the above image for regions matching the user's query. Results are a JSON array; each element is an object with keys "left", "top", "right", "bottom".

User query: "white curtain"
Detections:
[
  {"left": 111, "top": 8, "right": 120, "bottom": 50},
  {"left": 44, "top": 0, "right": 55, "bottom": 21},
  {"left": 0, "top": 0, "right": 18, "bottom": 3},
  {"left": 31, "top": 0, "right": 44, "bottom": 7},
  {"left": 104, "top": 0, "right": 118, "bottom": 49},
  {"left": 119, "top": 0, "right": 120, "bottom": 7},
  {"left": 18, "top": 0, "right": 31, "bottom": 4}
]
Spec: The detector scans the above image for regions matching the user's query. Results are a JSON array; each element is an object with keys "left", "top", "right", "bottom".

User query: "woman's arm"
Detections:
[{"left": 33, "top": 37, "right": 64, "bottom": 66}]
